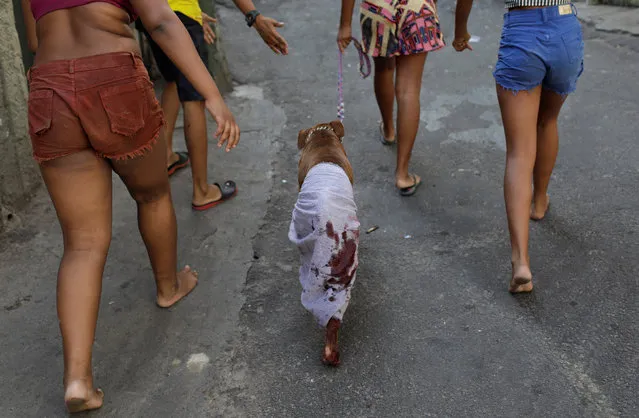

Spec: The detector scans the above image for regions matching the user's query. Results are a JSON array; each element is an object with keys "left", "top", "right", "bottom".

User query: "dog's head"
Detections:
[
  {"left": 295, "top": 120, "right": 352, "bottom": 188},
  {"left": 297, "top": 120, "right": 345, "bottom": 150}
]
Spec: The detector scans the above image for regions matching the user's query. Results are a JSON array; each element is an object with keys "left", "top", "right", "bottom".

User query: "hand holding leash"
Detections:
[
  {"left": 337, "top": 25, "right": 353, "bottom": 53},
  {"left": 452, "top": 32, "right": 473, "bottom": 52}
]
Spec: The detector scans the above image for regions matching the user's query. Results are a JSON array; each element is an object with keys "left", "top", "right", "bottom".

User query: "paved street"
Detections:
[{"left": 1, "top": 0, "right": 638, "bottom": 416}]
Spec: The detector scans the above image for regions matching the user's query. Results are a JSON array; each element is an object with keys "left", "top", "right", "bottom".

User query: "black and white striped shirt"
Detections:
[{"left": 505, "top": 0, "right": 571, "bottom": 9}]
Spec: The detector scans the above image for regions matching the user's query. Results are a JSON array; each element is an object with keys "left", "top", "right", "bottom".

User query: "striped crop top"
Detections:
[
  {"left": 505, "top": 0, "right": 571, "bottom": 9},
  {"left": 31, "top": 0, "right": 137, "bottom": 21}
]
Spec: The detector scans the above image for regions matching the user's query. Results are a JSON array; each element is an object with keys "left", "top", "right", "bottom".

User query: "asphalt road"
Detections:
[{"left": 0, "top": 0, "right": 637, "bottom": 417}]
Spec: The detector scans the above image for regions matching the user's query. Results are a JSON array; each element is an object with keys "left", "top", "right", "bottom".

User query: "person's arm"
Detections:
[
  {"left": 133, "top": 0, "right": 239, "bottom": 151},
  {"left": 337, "top": 0, "right": 355, "bottom": 52},
  {"left": 231, "top": 0, "right": 288, "bottom": 55},
  {"left": 21, "top": 0, "right": 38, "bottom": 53},
  {"left": 453, "top": 0, "right": 474, "bottom": 52}
]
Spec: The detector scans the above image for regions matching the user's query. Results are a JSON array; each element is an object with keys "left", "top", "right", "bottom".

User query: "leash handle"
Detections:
[{"left": 337, "top": 37, "right": 371, "bottom": 122}]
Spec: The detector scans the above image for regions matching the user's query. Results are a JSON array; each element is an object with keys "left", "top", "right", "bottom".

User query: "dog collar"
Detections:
[{"left": 305, "top": 125, "right": 342, "bottom": 145}]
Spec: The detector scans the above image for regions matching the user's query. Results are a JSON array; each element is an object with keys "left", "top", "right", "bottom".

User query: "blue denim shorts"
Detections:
[{"left": 493, "top": 5, "right": 585, "bottom": 95}]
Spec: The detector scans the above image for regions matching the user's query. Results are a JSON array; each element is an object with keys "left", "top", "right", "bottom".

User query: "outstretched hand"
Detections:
[
  {"left": 254, "top": 15, "right": 289, "bottom": 55},
  {"left": 205, "top": 98, "right": 240, "bottom": 152},
  {"left": 202, "top": 12, "right": 217, "bottom": 45}
]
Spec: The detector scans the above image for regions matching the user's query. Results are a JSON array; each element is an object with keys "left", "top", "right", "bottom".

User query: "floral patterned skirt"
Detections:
[{"left": 360, "top": 0, "right": 445, "bottom": 57}]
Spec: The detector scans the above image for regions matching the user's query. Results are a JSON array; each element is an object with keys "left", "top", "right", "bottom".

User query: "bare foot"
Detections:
[
  {"left": 192, "top": 184, "right": 223, "bottom": 207},
  {"left": 379, "top": 121, "right": 396, "bottom": 144},
  {"left": 157, "top": 266, "right": 199, "bottom": 308},
  {"left": 167, "top": 152, "right": 179, "bottom": 169},
  {"left": 509, "top": 263, "right": 533, "bottom": 293},
  {"left": 65, "top": 380, "right": 104, "bottom": 413},
  {"left": 396, "top": 174, "right": 421, "bottom": 189},
  {"left": 322, "top": 318, "right": 341, "bottom": 367},
  {"left": 530, "top": 193, "right": 550, "bottom": 221}
]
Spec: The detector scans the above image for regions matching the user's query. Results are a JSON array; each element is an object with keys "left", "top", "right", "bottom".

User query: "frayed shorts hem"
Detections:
[{"left": 494, "top": 79, "right": 577, "bottom": 97}]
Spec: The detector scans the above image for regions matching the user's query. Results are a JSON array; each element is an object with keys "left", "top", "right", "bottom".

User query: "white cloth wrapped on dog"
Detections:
[{"left": 289, "top": 163, "right": 360, "bottom": 327}]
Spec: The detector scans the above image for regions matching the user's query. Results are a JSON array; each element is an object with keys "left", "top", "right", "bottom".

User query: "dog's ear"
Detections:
[
  {"left": 297, "top": 129, "right": 308, "bottom": 150},
  {"left": 329, "top": 120, "right": 345, "bottom": 139}
]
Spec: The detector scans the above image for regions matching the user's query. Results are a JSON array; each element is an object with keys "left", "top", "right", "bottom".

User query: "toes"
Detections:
[{"left": 181, "top": 265, "right": 198, "bottom": 277}]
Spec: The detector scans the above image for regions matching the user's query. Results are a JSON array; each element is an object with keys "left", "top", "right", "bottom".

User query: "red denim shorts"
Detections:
[{"left": 28, "top": 52, "right": 164, "bottom": 163}]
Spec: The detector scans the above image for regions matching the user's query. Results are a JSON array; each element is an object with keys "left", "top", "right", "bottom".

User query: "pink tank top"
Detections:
[{"left": 31, "top": 0, "right": 137, "bottom": 22}]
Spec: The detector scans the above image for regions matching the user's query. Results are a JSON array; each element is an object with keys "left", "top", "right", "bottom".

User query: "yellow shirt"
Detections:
[{"left": 168, "top": 0, "right": 202, "bottom": 24}]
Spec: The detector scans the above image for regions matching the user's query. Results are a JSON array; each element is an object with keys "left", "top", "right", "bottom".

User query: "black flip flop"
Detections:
[
  {"left": 379, "top": 121, "right": 396, "bottom": 146},
  {"left": 167, "top": 152, "right": 189, "bottom": 176},
  {"left": 192, "top": 181, "right": 237, "bottom": 211},
  {"left": 399, "top": 174, "right": 422, "bottom": 197}
]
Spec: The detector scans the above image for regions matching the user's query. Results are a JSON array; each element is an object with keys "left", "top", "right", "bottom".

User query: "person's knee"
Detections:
[
  {"left": 65, "top": 227, "right": 111, "bottom": 255},
  {"left": 395, "top": 83, "right": 419, "bottom": 104},
  {"left": 537, "top": 114, "right": 558, "bottom": 131},
  {"left": 131, "top": 183, "right": 170, "bottom": 205},
  {"left": 506, "top": 147, "right": 537, "bottom": 169}
]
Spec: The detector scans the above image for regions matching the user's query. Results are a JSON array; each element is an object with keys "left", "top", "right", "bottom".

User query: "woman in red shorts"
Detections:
[
  {"left": 22, "top": 0, "right": 239, "bottom": 412},
  {"left": 338, "top": 0, "right": 445, "bottom": 196}
]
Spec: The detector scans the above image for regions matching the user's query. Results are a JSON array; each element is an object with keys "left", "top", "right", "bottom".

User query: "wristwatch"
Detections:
[{"left": 245, "top": 10, "right": 261, "bottom": 27}]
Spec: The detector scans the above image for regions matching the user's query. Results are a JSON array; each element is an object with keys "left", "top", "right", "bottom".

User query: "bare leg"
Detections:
[
  {"left": 40, "top": 151, "right": 112, "bottom": 412},
  {"left": 394, "top": 53, "right": 428, "bottom": 189},
  {"left": 111, "top": 136, "right": 197, "bottom": 307},
  {"left": 496, "top": 85, "right": 542, "bottom": 293},
  {"left": 160, "top": 82, "right": 181, "bottom": 167},
  {"left": 182, "top": 100, "right": 223, "bottom": 206},
  {"left": 322, "top": 318, "right": 341, "bottom": 367},
  {"left": 374, "top": 57, "right": 396, "bottom": 141},
  {"left": 531, "top": 89, "right": 567, "bottom": 220}
]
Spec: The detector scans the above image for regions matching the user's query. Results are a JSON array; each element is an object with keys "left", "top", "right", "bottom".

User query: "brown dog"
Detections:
[
  {"left": 297, "top": 120, "right": 353, "bottom": 188},
  {"left": 290, "top": 120, "right": 359, "bottom": 366}
]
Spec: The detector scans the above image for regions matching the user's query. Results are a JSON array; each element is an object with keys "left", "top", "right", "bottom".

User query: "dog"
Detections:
[{"left": 288, "top": 120, "right": 360, "bottom": 366}]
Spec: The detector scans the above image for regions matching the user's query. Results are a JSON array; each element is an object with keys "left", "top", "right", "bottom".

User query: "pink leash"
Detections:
[{"left": 337, "top": 38, "right": 371, "bottom": 122}]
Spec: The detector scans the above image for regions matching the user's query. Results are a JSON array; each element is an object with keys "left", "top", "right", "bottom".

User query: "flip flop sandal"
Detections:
[
  {"left": 399, "top": 174, "right": 422, "bottom": 197},
  {"left": 167, "top": 151, "right": 189, "bottom": 176},
  {"left": 379, "top": 121, "right": 396, "bottom": 146},
  {"left": 192, "top": 181, "right": 237, "bottom": 211}
]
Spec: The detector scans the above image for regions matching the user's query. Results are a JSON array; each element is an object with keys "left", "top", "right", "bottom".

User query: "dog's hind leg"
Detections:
[{"left": 322, "top": 318, "right": 341, "bottom": 367}]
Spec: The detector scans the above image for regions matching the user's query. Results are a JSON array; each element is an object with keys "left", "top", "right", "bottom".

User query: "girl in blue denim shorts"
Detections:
[{"left": 454, "top": 1, "right": 584, "bottom": 293}]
